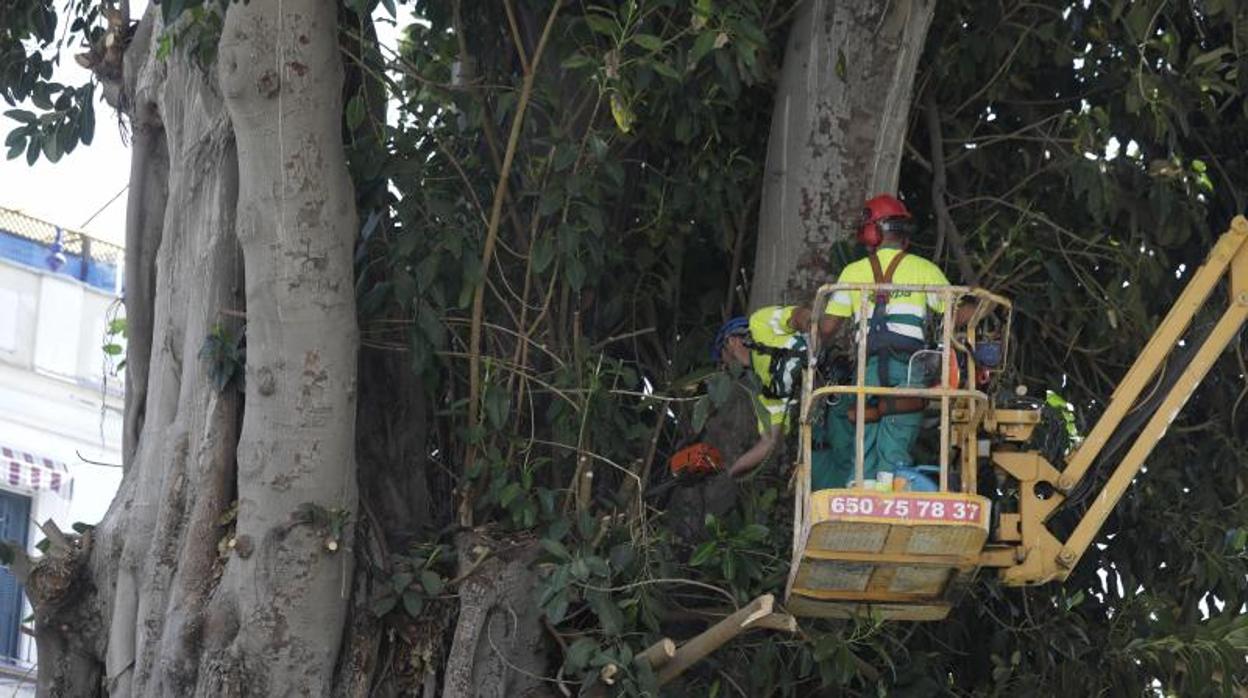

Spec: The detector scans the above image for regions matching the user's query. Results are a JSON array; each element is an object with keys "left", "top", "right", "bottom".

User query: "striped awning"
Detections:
[{"left": 0, "top": 445, "right": 72, "bottom": 499}]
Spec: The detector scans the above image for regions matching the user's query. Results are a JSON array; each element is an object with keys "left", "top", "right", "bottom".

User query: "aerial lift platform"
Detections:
[{"left": 786, "top": 217, "right": 1248, "bottom": 621}]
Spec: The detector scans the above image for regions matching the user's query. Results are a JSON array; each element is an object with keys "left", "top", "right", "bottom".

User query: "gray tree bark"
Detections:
[
  {"left": 29, "top": 3, "right": 362, "bottom": 696},
  {"left": 750, "top": 0, "right": 935, "bottom": 308},
  {"left": 213, "top": 1, "right": 360, "bottom": 693}
]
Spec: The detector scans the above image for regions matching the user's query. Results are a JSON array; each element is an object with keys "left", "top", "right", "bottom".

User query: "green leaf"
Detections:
[
  {"left": 461, "top": 252, "right": 483, "bottom": 285},
  {"left": 690, "top": 32, "right": 717, "bottom": 67},
  {"left": 588, "top": 135, "right": 608, "bottom": 161},
  {"left": 584, "top": 13, "right": 616, "bottom": 37},
  {"left": 156, "top": 34, "right": 174, "bottom": 60},
  {"left": 414, "top": 255, "right": 440, "bottom": 293},
  {"left": 537, "top": 188, "right": 564, "bottom": 216},
  {"left": 584, "top": 556, "right": 610, "bottom": 578},
  {"left": 566, "top": 256, "right": 586, "bottom": 292},
  {"left": 561, "top": 53, "right": 594, "bottom": 70},
  {"left": 1232, "top": 529, "right": 1248, "bottom": 551},
  {"left": 545, "top": 588, "right": 569, "bottom": 624},
  {"left": 577, "top": 511, "right": 597, "bottom": 540},
  {"left": 707, "top": 372, "right": 732, "bottom": 407},
  {"left": 692, "top": 394, "right": 711, "bottom": 432},
  {"left": 465, "top": 451, "right": 486, "bottom": 478},
  {"left": 1067, "top": 589, "right": 1085, "bottom": 609},
  {"left": 484, "top": 383, "right": 510, "bottom": 430},
  {"left": 633, "top": 34, "right": 664, "bottom": 52},
  {"left": 420, "top": 570, "right": 444, "bottom": 596},
  {"left": 586, "top": 588, "right": 624, "bottom": 635},
  {"left": 1124, "top": 2, "right": 1154, "bottom": 41},
  {"left": 739, "top": 523, "right": 769, "bottom": 542},
  {"left": 4, "top": 110, "right": 36, "bottom": 124},
  {"left": 76, "top": 102, "right": 94, "bottom": 145},
  {"left": 541, "top": 538, "right": 573, "bottom": 561},
  {"left": 539, "top": 566, "right": 570, "bottom": 607},
  {"left": 565, "top": 638, "right": 597, "bottom": 673},
  {"left": 402, "top": 590, "right": 425, "bottom": 617},
  {"left": 531, "top": 235, "right": 555, "bottom": 274},
  {"left": 499, "top": 482, "right": 524, "bottom": 508},
  {"left": 675, "top": 114, "right": 692, "bottom": 142},
  {"left": 580, "top": 206, "right": 604, "bottom": 235},
  {"left": 371, "top": 593, "right": 397, "bottom": 617},
  {"left": 103, "top": 343, "right": 123, "bottom": 356},
  {"left": 690, "top": 541, "right": 717, "bottom": 566},
  {"left": 346, "top": 95, "right": 366, "bottom": 130},
  {"left": 603, "top": 160, "right": 625, "bottom": 187},
  {"left": 30, "top": 87, "right": 52, "bottom": 111},
  {"left": 391, "top": 571, "right": 414, "bottom": 593},
  {"left": 608, "top": 543, "right": 635, "bottom": 572},
  {"left": 1191, "top": 47, "right": 1232, "bottom": 68},
  {"left": 553, "top": 145, "right": 578, "bottom": 172},
  {"left": 651, "top": 60, "right": 681, "bottom": 80},
  {"left": 26, "top": 135, "right": 41, "bottom": 165}
]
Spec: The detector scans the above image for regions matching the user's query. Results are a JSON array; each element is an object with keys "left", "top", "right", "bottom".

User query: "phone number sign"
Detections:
[{"left": 822, "top": 493, "right": 988, "bottom": 525}]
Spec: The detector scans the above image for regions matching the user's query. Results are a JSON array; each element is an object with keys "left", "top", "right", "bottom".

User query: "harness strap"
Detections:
[
  {"left": 743, "top": 339, "right": 807, "bottom": 400},
  {"left": 867, "top": 250, "right": 909, "bottom": 288},
  {"left": 867, "top": 251, "right": 910, "bottom": 410}
]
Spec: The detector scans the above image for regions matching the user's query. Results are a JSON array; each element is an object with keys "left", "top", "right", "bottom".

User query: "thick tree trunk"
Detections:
[
  {"left": 216, "top": 1, "right": 359, "bottom": 694},
  {"left": 94, "top": 11, "right": 246, "bottom": 696},
  {"left": 442, "top": 535, "right": 550, "bottom": 698},
  {"left": 30, "top": 4, "right": 561, "bottom": 696},
  {"left": 30, "top": 3, "right": 361, "bottom": 696},
  {"left": 750, "top": 0, "right": 935, "bottom": 307}
]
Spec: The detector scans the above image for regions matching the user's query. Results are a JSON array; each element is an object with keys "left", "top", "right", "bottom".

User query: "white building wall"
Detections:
[
  {"left": 0, "top": 266, "right": 39, "bottom": 368},
  {"left": 0, "top": 257, "right": 123, "bottom": 672},
  {"left": 32, "top": 277, "right": 84, "bottom": 378}
]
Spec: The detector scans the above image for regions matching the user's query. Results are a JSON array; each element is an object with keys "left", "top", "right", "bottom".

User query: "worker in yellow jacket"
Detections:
[
  {"left": 816, "top": 194, "right": 961, "bottom": 489},
  {"left": 711, "top": 305, "right": 812, "bottom": 477}
]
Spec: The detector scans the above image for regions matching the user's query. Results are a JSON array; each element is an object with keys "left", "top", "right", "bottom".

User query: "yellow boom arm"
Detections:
[{"left": 993, "top": 216, "right": 1248, "bottom": 585}]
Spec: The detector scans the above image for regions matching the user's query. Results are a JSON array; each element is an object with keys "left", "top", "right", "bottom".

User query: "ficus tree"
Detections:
[{"left": 2, "top": 0, "right": 1247, "bottom": 696}]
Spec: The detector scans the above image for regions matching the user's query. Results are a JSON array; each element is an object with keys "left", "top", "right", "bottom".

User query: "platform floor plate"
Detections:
[
  {"left": 787, "top": 490, "right": 991, "bottom": 621},
  {"left": 785, "top": 594, "right": 954, "bottom": 622}
]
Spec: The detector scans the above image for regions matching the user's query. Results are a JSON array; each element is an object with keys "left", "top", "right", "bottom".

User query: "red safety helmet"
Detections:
[{"left": 857, "top": 194, "right": 915, "bottom": 249}]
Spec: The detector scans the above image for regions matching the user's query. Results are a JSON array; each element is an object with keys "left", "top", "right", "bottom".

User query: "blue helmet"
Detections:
[{"left": 710, "top": 316, "right": 750, "bottom": 362}]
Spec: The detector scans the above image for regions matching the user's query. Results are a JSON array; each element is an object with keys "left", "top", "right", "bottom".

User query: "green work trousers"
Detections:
[{"left": 811, "top": 354, "right": 923, "bottom": 490}]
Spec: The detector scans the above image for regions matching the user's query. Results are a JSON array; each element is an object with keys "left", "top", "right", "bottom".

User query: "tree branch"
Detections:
[
  {"left": 950, "top": 20, "right": 1036, "bottom": 117},
  {"left": 924, "top": 91, "right": 978, "bottom": 284},
  {"left": 0, "top": 542, "right": 33, "bottom": 585},
  {"left": 657, "top": 594, "right": 796, "bottom": 686},
  {"left": 462, "top": 0, "right": 562, "bottom": 526},
  {"left": 502, "top": 0, "right": 531, "bottom": 74}
]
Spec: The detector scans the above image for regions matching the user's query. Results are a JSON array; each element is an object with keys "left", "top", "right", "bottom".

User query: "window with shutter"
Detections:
[{"left": 0, "top": 491, "right": 30, "bottom": 661}]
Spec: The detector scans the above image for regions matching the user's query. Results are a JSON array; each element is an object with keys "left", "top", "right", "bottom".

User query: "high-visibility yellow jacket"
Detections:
[
  {"left": 824, "top": 248, "right": 950, "bottom": 346},
  {"left": 747, "top": 305, "right": 804, "bottom": 434}
]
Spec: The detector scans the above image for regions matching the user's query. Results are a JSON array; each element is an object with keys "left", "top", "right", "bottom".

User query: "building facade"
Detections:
[{"left": 0, "top": 207, "right": 123, "bottom": 681}]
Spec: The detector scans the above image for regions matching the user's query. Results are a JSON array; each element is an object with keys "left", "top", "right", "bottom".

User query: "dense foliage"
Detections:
[
  {"left": 903, "top": 2, "right": 1248, "bottom": 695},
  {"left": 4, "top": 0, "right": 1248, "bottom": 695}
]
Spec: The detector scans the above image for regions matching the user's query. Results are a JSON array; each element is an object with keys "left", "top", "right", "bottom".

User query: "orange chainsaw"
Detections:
[{"left": 646, "top": 442, "right": 726, "bottom": 500}]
